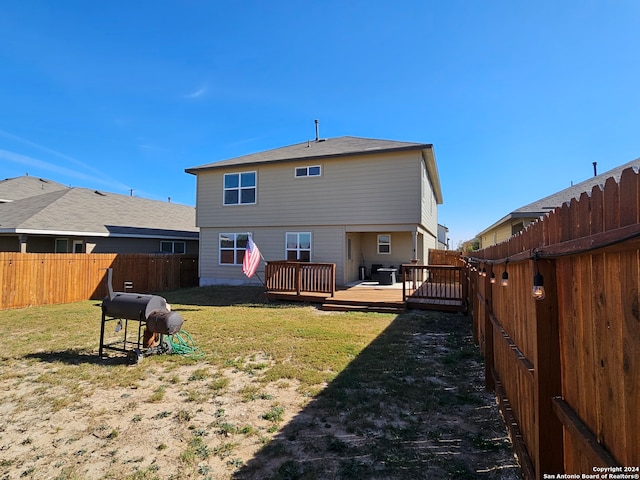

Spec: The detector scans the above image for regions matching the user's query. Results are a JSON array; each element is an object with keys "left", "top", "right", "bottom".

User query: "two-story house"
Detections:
[{"left": 185, "top": 136, "right": 443, "bottom": 286}]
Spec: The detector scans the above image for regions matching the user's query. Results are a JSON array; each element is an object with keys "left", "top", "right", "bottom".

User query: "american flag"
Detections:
[{"left": 242, "top": 235, "right": 261, "bottom": 278}]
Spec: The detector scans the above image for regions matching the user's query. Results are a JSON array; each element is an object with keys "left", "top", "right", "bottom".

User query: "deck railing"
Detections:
[
  {"left": 401, "top": 264, "right": 466, "bottom": 304},
  {"left": 265, "top": 261, "right": 335, "bottom": 296}
]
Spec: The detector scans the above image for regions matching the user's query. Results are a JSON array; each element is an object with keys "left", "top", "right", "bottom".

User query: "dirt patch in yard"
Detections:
[{"left": 0, "top": 309, "right": 521, "bottom": 480}]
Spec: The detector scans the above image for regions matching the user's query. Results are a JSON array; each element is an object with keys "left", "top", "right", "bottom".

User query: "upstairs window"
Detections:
[
  {"left": 224, "top": 172, "right": 256, "bottom": 205},
  {"left": 295, "top": 166, "right": 321, "bottom": 178},
  {"left": 286, "top": 232, "right": 311, "bottom": 261}
]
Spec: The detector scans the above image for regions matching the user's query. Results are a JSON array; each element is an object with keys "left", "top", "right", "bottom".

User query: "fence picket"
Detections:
[
  {"left": 468, "top": 166, "right": 640, "bottom": 477},
  {"left": 0, "top": 253, "right": 198, "bottom": 310}
]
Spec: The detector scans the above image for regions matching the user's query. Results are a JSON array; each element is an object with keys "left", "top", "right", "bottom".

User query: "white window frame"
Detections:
[
  {"left": 223, "top": 171, "right": 257, "bottom": 205},
  {"left": 72, "top": 240, "right": 84, "bottom": 253},
  {"left": 286, "top": 232, "right": 312, "bottom": 261},
  {"left": 377, "top": 234, "right": 391, "bottom": 255},
  {"left": 294, "top": 165, "right": 321, "bottom": 178},
  {"left": 219, "top": 233, "right": 249, "bottom": 265},
  {"left": 160, "top": 240, "right": 186, "bottom": 254}
]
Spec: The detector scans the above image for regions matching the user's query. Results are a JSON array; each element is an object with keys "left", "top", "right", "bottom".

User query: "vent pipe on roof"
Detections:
[
  {"left": 314, "top": 119, "right": 319, "bottom": 142},
  {"left": 592, "top": 162, "right": 597, "bottom": 177}
]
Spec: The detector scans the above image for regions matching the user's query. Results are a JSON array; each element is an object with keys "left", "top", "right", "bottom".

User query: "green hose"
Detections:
[{"left": 167, "top": 330, "right": 204, "bottom": 359}]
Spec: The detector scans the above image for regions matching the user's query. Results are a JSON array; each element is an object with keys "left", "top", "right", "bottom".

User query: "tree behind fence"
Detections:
[
  {"left": 0, "top": 253, "right": 198, "bottom": 310},
  {"left": 468, "top": 167, "right": 640, "bottom": 478}
]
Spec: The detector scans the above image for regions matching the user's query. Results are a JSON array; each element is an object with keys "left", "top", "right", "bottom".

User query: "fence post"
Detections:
[
  {"left": 463, "top": 266, "right": 470, "bottom": 314},
  {"left": 484, "top": 264, "right": 495, "bottom": 391},
  {"left": 296, "top": 263, "right": 302, "bottom": 296},
  {"left": 533, "top": 258, "right": 563, "bottom": 478}
]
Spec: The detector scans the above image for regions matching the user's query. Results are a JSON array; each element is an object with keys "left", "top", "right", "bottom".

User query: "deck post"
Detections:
[{"left": 295, "top": 263, "right": 302, "bottom": 296}]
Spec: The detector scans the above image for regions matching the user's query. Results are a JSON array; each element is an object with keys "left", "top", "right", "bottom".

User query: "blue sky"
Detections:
[{"left": 1, "top": 1, "right": 639, "bottom": 248}]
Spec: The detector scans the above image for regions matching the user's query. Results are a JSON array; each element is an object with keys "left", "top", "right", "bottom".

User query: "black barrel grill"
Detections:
[{"left": 99, "top": 268, "right": 183, "bottom": 362}]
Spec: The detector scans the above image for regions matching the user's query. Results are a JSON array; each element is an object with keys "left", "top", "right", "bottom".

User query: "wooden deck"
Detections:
[{"left": 266, "top": 281, "right": 467, "bottom": 314}]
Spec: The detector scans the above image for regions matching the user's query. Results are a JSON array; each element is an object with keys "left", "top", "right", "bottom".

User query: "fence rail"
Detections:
[
  {"left": 467, "top": 166, "right": 640, "bottom": 479},
  {"left": 0, "top": 253, "right": 198, "bottom": 310},
  {"left": 265, "top": 261, "right": 335, "bottom": 296}
]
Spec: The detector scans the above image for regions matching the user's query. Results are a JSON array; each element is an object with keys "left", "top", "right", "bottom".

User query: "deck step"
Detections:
[{"left": 321, "top": 302, "right": 405, "bottom": 314}]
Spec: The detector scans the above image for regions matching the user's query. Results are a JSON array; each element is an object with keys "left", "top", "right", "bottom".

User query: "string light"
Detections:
[
  {"left": 490, "top": 271, "right": 496, "bottom": 284},
  {"left": 532, "top": 254, "right": 545, "bottom": 300},
  {"left": 501, "top": 259, "right": 509, "bottom": 287}
]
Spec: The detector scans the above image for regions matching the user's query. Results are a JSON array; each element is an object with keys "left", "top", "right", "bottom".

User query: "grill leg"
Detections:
[{"left": 99, "top": 311, "right": 106, "bottom": 358}]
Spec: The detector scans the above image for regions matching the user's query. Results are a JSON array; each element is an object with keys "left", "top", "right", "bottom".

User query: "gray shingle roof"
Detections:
[
  {"left": 0, "top": 181, "right": 197, "bottom": 238},
  {"left": 185, "top": 136, "right": 432, "bottom": 172},
  {"left": 477, "top": 157, "right": 640, "bottom": 237},
  {"left": 513, "top": 158, "right": 640, "bottom": 215},
  {"left": 0, "top": 176, "right": 69, "bottom": 202}
]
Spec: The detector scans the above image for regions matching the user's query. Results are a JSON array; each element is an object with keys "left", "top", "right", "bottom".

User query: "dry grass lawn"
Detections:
[{"left": 0, "top": 286, "right": 522, "bottom": 479}]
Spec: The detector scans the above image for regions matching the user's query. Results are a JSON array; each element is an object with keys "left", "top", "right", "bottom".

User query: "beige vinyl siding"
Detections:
[
  {"left": 195, "top": 151, "right": 423, "bottom": 228},
  {"left": 198, "top": 226, "right": 346, "bottom": 285},
  {"left": 361, "top": 231, "right": 412, "bottom": 267},
  {"left": 420, "top": 159, "right": 438, "bottom": 238}
]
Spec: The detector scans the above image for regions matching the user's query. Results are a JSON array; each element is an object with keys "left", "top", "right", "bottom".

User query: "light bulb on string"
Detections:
[
  {"left": 501, "top": 259, "right": 509, "bottom": 287},
  {"left": 532, "top": 253, "right": 545, "bottom": 300}
]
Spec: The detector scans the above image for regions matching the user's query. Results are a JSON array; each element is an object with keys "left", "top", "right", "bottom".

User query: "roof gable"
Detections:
[{"left": 0, "top": 176, "right": 69, "bottom": 203}]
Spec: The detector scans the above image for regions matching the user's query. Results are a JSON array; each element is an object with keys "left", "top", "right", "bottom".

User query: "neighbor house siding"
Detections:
[
  {"left": 88, "top": 237, "right": 198, "bottom": 254},
  {"left": 0, "top": 236, "right": 19, "bottom": 252},
  {"left": 480, "top": 223, "right": 513, "bottom": 248},
  {"left": 195, "top": 150, "right": 423, "bottom": 229}
]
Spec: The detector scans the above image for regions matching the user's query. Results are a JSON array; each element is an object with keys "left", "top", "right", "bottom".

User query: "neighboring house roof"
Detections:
[
  {"left": 477, "top": 157, "right": 640, "bottom": 238},
  {"left": 186, "top": 136, "right": 443, "bottom": 203},
  {"left": 0, "top": 178, "right": 197, "bottom": 239},
  {"left": 0, "top": 175, "right": 69, "bottom": 203}
]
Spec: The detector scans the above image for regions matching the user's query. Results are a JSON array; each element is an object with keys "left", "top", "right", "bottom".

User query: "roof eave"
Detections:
[
  {"left": 1, "top": 228, "right": 198, "bottom": 239},
  {"left": 422, "top": 146, "right": 443, "bottom": 204},
  {"left": 185, "top": 143, "right": 434, "bottom": 174}
]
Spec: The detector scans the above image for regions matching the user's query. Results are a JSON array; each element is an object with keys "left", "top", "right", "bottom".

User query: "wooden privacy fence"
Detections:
[
  {"left": 467, "top": 167, "right": 640, "bottom": 479},
  {"left": 0, "top": 253, "right": 198, "bottom": 310},
  {"left": 265, "top": 261, "right": 335, "bottom": 297},
  {"left": 428, "top": 249, "right": 465, "bottom": 267}
]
